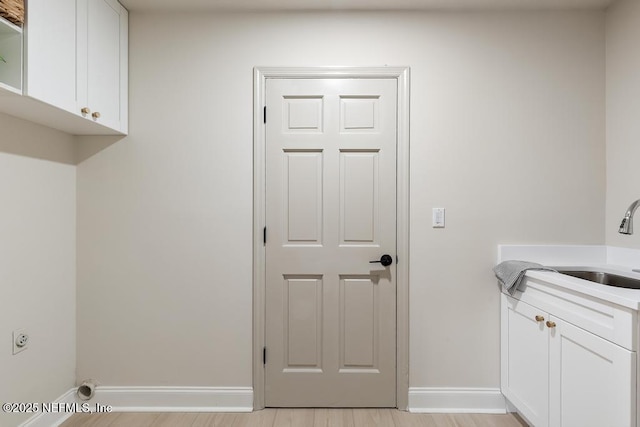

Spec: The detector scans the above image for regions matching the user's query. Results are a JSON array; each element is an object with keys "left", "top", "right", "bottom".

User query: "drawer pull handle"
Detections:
[
  {"left": 535, "top": 315, "right": 545, "bottom": 322},
  {"left": 546, "top": 321, "right": 556, "bottom": 329},
  {"left": 81, "top": 107, "right": 91, "bottom": 115}
]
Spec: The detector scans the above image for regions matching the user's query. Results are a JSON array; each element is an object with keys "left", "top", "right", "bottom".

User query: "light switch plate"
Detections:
[{"left": 433, "top": 208, "right": 445, "bottom": 228}]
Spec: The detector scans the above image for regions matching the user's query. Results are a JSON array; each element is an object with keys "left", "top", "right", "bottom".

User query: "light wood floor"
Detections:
[{"left": 61, "top": 409, "right": 529, "bottom": 427}]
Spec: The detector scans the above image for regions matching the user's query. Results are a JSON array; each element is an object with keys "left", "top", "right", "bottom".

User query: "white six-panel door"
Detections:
[{"left": 264, "top": 78, "right": 397, "bottom": 407}]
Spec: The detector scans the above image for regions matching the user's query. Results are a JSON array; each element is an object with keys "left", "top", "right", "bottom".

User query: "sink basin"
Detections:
[{"left": 559, "top": 270, "right": 640, "bottom": 290}]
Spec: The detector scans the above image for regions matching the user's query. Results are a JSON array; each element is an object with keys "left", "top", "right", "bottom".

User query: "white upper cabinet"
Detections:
[
  {"left": 0, "top": 0, "right": 128, "bottom": 135},
  {"left": 24, "top": 0, "right": 77, "bottom": 114},
  {"left": 77, "top": 0, "right": 128, "bottom": 133}
]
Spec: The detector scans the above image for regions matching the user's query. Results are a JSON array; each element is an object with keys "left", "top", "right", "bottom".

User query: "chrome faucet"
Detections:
[{"left": 619, "top": 199, "right": 640, "bottom": 235}]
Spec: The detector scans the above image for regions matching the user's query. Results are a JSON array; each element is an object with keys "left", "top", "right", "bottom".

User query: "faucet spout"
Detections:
[{"left": 619, "top": 199, "right": 640, "bottom": 235}]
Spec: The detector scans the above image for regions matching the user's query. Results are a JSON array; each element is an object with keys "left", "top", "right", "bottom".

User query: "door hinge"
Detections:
[
  {"left": 263, "top": 227, "right": 267, "bottom": 245},
  {"left": 263, "top": 347, "right": 267, "bottom": 365},
  {"left": 263, "top": 106, "right": 266, "bottom": 124}
]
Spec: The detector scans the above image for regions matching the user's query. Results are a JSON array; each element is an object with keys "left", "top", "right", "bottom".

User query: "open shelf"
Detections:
[
  {"left": 0, "top": 15, "right": 22, "bottom": 93},
  {"left": 0, "top": 14, "right": 22, "bottom": 34}
]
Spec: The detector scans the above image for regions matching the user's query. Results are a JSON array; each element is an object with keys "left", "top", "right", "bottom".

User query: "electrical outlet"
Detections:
[{"left": 12, "top": 329, "right": 29, "bottom": 354}]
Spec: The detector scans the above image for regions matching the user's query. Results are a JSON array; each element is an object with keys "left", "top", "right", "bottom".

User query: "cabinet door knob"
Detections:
[
  {"left": 535, "top": 315, "right": 545, "bottom": 322},
  {"left": 546, "top": 321, "right": 556, "bottom": 328},
  {"left": 92, "top": 112, "right": 101, "bottom": 119},
  {"left": 81, "top": 107, "right": 91, "bottom": 114}
]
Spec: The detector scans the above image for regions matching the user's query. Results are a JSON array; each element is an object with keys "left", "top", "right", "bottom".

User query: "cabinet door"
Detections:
[
  {"left": 501, "top": 295, "right": 549, "bottom": 427},
  {"left": 549, "top": 317, "right": 636, "bottom": 427},
  {"left": 24, "top": 0, "right": 77, "bottom": 113},
  {"left": 77, "top": 0, "right": 128, "bottom": 132}
]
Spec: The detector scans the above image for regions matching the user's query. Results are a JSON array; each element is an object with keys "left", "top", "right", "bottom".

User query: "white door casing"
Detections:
[{"left": 253, "top": 67, "right": 410, "bottom": 410}]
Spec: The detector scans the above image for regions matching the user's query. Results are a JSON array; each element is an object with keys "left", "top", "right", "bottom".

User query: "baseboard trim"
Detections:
[
  {"left": 92, "top": 386, "right": 253, "bottom": 412},
  {"left": 19, "top": 389, "right": 77, "bottom": 427},
  {"left": 19, "top": 386, "right": 253, "bottom": 426},
  {"left": 21, "top": 386, "right": 502, "bottom": 421},
  {"left": 408, "top": 387, "right": 507, "bottom": 414}
]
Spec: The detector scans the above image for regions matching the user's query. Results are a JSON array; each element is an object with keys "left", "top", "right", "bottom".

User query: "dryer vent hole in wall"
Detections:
[{"left": 77, "top": 379, "right": 98, "bottom": 400}]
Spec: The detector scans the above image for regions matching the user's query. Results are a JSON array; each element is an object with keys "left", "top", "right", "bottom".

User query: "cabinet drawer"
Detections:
[{"left": 515, "top": 276, "right": 637, "bottom": 350}]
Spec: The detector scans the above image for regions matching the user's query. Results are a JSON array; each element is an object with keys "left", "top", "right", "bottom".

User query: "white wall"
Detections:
[
  {"left": 76, "top": 10, "right": 605, "bottom": 391},
  {"left": 0, "top": 115, "right": 76, "bottom": 426},
  {"left": 606, "top": 0, "right": 640, "bottom": 249}
]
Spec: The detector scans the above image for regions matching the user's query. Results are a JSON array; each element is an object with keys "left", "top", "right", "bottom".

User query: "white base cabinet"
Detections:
[{"left": 501, "top": 277, "right": 637, "bottom": 427}]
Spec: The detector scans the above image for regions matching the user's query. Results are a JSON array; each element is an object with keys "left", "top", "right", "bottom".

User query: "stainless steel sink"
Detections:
[{"left": 559, "top": 270, "right": 640, "bottom": 290}]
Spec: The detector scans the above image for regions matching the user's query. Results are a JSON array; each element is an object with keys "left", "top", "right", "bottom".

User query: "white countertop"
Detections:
[{"left": 498, "top": 245, "right": 640, "bottom": 310}]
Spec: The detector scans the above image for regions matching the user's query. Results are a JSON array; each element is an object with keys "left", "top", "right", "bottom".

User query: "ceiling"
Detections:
[{"left": 120, "top": 0, "right": 615, "bottom": 12}]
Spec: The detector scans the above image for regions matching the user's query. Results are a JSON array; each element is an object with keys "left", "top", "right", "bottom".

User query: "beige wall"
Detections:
[
  {"left": 0, "top": 113, "right": 77, "bottom": 165},
  {"left": 0, "top": 114, "right": 76, "bottom": 426},
  {"left": 605, "top": 0, "right": 640, "bottom": 249},
  {"left": 76, "top": 11, "right": 605, "bottom": 390}
]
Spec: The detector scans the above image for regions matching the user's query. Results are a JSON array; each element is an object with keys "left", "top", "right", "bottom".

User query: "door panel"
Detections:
[
  {"left": 284, "top": 151, "right": 323, "bottom": 244},
  {"left": 284, "top": 96, "right": 324, "bottom": 132},
  {"left": 283, "top": 275, "right": 323, "bottom": 371},
  {"left": 340, "top": 151, "right": 379, "bottom": 245},
  {"left": 340, "top": 275, "right": 379, "bottom": 370},
  {"left": 340, "top": 96, "right": 379, "bottom": 131},
  {"left": 265, "top": 78, "right": 397, "bottom": 407}
]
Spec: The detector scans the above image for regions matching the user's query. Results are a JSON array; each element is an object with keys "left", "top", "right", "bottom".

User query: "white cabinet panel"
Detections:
[
  {"left": 77, "top": 0, "right": 128, "bottom": 132},
  {"left": 549, "top": 317, "right": 636, "bottom": 427},
  {"left": 24, "top": 0, "right": 77, "bottom": 113},
  {"left": 501, "top": 295, "right": 549, "bottom": 427}
]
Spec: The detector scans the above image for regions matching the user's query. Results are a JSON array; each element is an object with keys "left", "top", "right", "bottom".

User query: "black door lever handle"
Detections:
[{"left": 370, "top": 254, "right": 393, "bottom": 267}]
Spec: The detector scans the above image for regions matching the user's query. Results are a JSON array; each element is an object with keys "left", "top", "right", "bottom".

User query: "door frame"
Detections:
[{"left": 253, "top": 66, "right": 410, "bottom": 410}]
